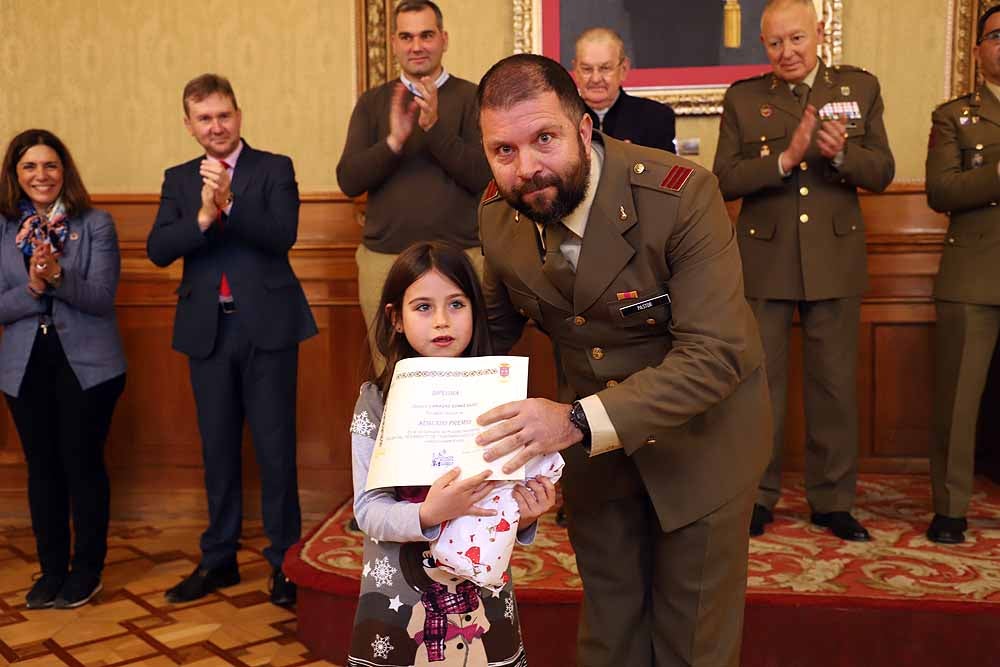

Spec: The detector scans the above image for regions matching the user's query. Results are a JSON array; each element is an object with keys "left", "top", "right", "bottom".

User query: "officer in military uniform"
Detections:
[
  {"left": 924, "top": 5, "right": 1000, "bottom": 545},
  {"left": 473, "top": 54, "right": 771, "bottom": 667},
  {"left": 713, "top": 0, "right": 894, "bottom": 540}
]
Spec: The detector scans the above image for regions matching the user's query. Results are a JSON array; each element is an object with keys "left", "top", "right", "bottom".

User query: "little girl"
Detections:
[{"left": 347, "top": 242, "right": 556, "bottom": 667}]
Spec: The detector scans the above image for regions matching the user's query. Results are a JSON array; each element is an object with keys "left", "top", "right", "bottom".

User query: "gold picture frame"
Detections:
[
  {"left": 948, "top": 0, "right": 1000, "bottom": 99},
  {"left": 356, "top": 0, "right": 843, "bottom": 116},
  {"left": 514, "top": 0, "right": 842, "bottom": 116}
]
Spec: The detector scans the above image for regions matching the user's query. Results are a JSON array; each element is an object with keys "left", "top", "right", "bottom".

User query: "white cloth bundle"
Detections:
[{"left": 430, "top": 452, "right": 564, "bottom": 591}]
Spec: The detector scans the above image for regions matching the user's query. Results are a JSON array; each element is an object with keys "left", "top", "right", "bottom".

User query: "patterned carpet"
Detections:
[
  {"left": 0, "top": 522, "right": 340, "bottom": 667},
  {"left": 291, "top": 473, "right": 1000, "bottom": 606}
]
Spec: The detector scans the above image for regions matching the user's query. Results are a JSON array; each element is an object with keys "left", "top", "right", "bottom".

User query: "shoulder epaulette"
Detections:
[
  {"left": 935, "top": 90, "right": 976, "bottom": 111},
  {"left": 729, "top": 72, "right": 770, "bottom": 88},
  {"left": 480, "top": 180, "right": 501, "bottom": 205},
  {"left": 832, "top": 64, "right": 874, "bottom": 77}
]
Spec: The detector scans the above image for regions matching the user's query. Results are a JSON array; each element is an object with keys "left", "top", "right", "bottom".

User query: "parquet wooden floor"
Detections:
[{"left": 0, "top": 520, "right": 340, "bottom": 667}]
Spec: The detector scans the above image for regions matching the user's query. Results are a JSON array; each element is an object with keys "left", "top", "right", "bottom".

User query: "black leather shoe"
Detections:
[
  {"left": 811, "top": 511, "right": 871, "bottom": 542},
  {"left": 165, "top": 562, "right": 240, "bottom": 603},
  {"left": 555, "top": 507, "right": 568, "bottom": 527},
  {"left": 750, "top": 504, "right": 774, "bottom": 537},
  {"left": 926, "top": 514, "right": 967, "bottom": 544},
  {"left": 53, "top": 571, "right": 102, "bottom": 609},
  {"left": 269, "top": 568, "right": 296, "bottom": 607},
  {"left": 25, "top": 573, "right": 66, "bottom": 609}
]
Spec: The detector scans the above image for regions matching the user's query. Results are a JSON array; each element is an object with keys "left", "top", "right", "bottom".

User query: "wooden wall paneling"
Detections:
[{"left": 0, "top": 186, "right": 972, "bottom": 520}]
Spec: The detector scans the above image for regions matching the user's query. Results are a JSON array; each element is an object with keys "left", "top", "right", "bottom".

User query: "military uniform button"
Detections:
[
  {"left": 800, "top": 187, "right": 809, "bottom": 196},
  {"left": 606, "top": 380, "right": 619, "bottom": 388},
  {"left": 573, "top": 316, "right": 586, "bottom": 326},
  {"left": 948, "top": 237, "right": 955, "bottom": 244},
  {"left": 760, "top": 135, "right": 767, "bottom": 142},
  {"left": 977, "top": 143, "right": 984, "bottom": 150},
  {"left": 749, "top": 228, "right": 757, "bottom": 236},
  {"left": 991, "top": 201, "right": 998, "bottom": 207},
  {"left": 799, "top": 214, "right": 809, "bottom": 223},
  {"left": 633, "top": 162, "right": 645, "bottom": 174},
  {"left": 591, "top": 347, "right": 604, "bottom": 360},
  {"left": 851, "top": 225, "right": 857, "bottom": 231},
  {"left": 519, "top": 307, "right": 527, "bottom": 317},
  {"left": 799, "top": 161, "right": 808, "bottom": 171},
  {"left": 645, "top": 436, "right": 657, "bottom": 445},
  {"left": 645, "top": 318, "right": 657, "bottom": 326}
]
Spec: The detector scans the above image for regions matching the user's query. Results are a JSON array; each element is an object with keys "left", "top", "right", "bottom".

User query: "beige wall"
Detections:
[
  {"left": 0, "top": 0, "right": 354, "bottom": 194},
  {"left": 0, "top": 0, "right": 953, "bottom": 192}
]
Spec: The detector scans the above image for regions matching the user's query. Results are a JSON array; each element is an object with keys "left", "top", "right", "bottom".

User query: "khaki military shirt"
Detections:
[
  {"left": 927, "top": 84, "right": 1000, "bottom": 305},
  {"left": 479, "top": 133, "right": 770, "bottom": 531},
  {"left": 714, "top": 60, "right": 895, "bottom": 301}
]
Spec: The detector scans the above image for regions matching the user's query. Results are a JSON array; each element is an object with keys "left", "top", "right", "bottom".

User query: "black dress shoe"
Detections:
[
  {"left": 811, "top": 511, "right": 871, "bottom": 542},
  {"left": 749, "top": 504, "right": 774, "bottom": 537},
  {"left": 555, "top": 507, "right": 568, "bottom": 527},
  {"left": 926, "top": 514, "right": 967, "bottom": 544},
  {"left": 53, "top": 571, "right": 102, "bottom": 609},
  {"left": 25, "top": 573, "right": 66, "bottom": 609},
  {"left": 165, "top": 562, "right": 240, "bottom": 603},
  {"left": 269, "top": 568, "right": 296, "bottom": 607}
]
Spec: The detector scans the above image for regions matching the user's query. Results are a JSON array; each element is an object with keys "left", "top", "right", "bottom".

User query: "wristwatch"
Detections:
[{"left": 568, "top": 400, "right": 592, "bottom": 453}]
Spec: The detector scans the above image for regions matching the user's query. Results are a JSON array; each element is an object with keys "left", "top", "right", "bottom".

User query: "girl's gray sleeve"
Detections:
[{"left": 351, "top": 384, "right": 441, "bottom": 543}]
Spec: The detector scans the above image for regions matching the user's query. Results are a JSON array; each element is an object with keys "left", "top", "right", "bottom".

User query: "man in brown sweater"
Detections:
[{"left": 336, "top": 0, "right": 491, "bottom": 365}]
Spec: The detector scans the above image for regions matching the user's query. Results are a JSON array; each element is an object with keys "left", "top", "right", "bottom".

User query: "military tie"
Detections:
[
  {"left": 793, "top": 82, "right": 810, "bottom": 110},
  {"left": 542, "top": 222, "right": 576, "bottom": 303}
]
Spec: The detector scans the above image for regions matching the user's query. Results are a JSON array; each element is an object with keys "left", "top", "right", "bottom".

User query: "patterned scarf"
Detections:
[
  {"left": 15, "top": 198, "right": 68, "bottom": 257},
  {"left": 418, "top": 580, "right": 481, "bottom": 661}
]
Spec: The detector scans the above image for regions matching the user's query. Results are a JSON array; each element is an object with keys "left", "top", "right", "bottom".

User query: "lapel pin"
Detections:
[
  {"left": 69, "top": 232, "right": 79, "bottom": 241},
  {"left": 619, "top": 205, "right": 628, "bottom": 221},
  {"left": 760, "top": 104, "right": 773, "bottom": 118}
]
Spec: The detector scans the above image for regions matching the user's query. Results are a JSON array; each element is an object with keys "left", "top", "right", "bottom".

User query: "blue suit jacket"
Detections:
[
  {"left": 0, "top": 208, "right": 127, "bottom": 396},
  {"left": 146, "top": 141, "right": 317, "bottom": 359}
]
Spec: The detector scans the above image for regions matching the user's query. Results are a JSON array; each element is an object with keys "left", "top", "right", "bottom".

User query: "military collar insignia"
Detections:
[
  {"left": 481, "top": 180, "right": 500, "bottom": 204},
  {"left": 660, "top": 165, "right": 694, "bottom": 193}
]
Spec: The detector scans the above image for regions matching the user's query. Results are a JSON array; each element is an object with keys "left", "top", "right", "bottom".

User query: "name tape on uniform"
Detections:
[{"left": 619, "top": 292, "right": 671, "bottom": 318}]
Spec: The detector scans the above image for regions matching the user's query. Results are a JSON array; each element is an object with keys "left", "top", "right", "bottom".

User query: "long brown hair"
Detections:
[
  {"left": 0, "top": 129, "right": 91, "bottom": 220},
  {"left": 372, "top": 242, "right": 493, "bottom": 395}
]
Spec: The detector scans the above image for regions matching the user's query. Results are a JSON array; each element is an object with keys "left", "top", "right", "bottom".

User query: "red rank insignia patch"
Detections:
[
  {"left": 481, "top": 180, "right": 500, "bottom": 203},
  {"left": 660, "top": 166, "right": 694, "bottom": 192}
]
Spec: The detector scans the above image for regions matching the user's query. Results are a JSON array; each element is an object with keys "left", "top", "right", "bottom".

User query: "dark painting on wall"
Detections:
[
  {"left": 522, "top": 0, "right": 839, "bottom": 114},
  {"left": 557, "top": 0, "right": 769, "bottom": 71}
]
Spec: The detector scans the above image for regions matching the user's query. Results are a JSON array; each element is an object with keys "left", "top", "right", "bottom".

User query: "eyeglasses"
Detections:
[
  {"left": 980, "top": 29, "right": 1000, "bottom": 43},
  {"left": 577, "top": 61, "right": 623, "bottom": 77}
]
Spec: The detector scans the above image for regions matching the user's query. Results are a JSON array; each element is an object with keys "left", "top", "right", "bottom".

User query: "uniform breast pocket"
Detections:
[
  {"left": 741, "top": 123, "right": 787, "bottom": 159},
  {"left": 507, "top": 285, "right": 543, "bottom": 322},
  {"left": 958, "top": 134, "right": 1000, "bottom": 171},
  {"left": 605, "top": 285, "right": 672, "bottom": 328}
]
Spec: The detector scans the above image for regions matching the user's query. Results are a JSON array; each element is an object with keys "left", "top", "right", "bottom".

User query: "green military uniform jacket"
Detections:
[
  {"left": 479, "top": 133, "right": 771, "bottom": 532},
  {"left": 927, "top": 84, "right": 1000, "bottom": 304},
  {"left": 714, "top": 60, "right": 895, "bottom": 301}
]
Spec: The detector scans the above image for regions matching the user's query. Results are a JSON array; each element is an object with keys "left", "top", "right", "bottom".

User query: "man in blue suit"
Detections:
[{"left": 147, "top": 73, "right": 317, "bottom": 607}]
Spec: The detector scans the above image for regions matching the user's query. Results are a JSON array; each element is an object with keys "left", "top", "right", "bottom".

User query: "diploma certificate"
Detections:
[{"left": 365, "top": 356, "right": 529, "bottom": 490}]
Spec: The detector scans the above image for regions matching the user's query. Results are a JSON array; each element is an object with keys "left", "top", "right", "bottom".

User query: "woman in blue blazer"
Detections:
[{"left": 0, "top": 130, "right": 126, "bottom": 609}]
